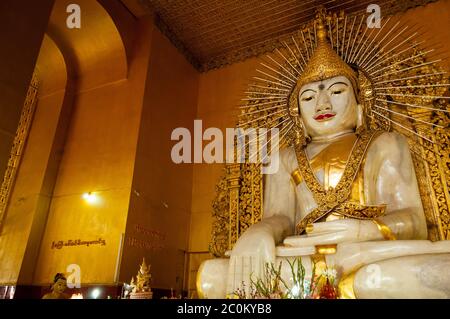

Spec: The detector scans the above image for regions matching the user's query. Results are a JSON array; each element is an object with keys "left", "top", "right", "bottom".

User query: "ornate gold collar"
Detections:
[{"left": 294, "top": 130, "right": 385, "bottom": 234}]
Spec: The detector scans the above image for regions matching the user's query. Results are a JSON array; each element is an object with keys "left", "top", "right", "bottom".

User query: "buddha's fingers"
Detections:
[
  {"left": 226, "top": 256, "right": 239, "bottom": 296},
  {"left": 242, "top": 255, "right": 252, "bottom": 297},
  {"left": 309, "top": 221, "right": 348, "bottom": 234},
  {"left": 227, "top": 255, "right": 267, "bottom": 298},
  {"left": 227, "top": 255, "right": 250, "bottom": 297},
  {"left": 284, "top": 231, "right": 347, "bottom": 247}
]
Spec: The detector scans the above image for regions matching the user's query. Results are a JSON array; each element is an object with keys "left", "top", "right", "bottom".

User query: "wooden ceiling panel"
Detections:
[{"left": 138, "top": 0, "right": 438, "bottom": 71}]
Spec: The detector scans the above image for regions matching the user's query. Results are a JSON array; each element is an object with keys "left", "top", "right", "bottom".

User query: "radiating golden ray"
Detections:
[
  {"left": 256, "top": 69, "right": 294, "bottom": 87},
  {"left": 372, "top": 110, "right": 434, "bottom": 143},
  {"left": 375, "top": 83, "right": 450, "bottom": 90},
  {"left": 359, "top": 21, "right": 400, "bottom": 67},
  {"left": 376, "top": 98, "right": 450, "bottom": 113},
  {"left": 376, "top": 72, "right": 446, "bottom": 85},
  {"left": 239, "top": 99, "right": 286, "bottom": 109},
  {"left": 344, "top": 15, "right": 357, "bottom": 61},
  {"left": 363, "top": 26, "right": 411, "bottom": 70},
  {"left": 308, "top": 29, "right": 314, "bottom": 55},
  {"left": 313, "top": 20, "right": 317, "bottom": 48},
  {"left": 253, "top": 76, "right": 292, "bottom": 89},
  {"left": 260, "top": 62, "right": 297, "bottom": 84},
  {"left": 239, "top": 113, "right": 287, "bottom": 131},
  {"left": 244, "top": 91, "right": 288, "bottom": 97},
  {"left": 247, "top": 119, "right": 292, "bottom": 162},
  {"left": 355, "top": 17, "right": 391, "bottom": 65},
  {"left": 238, "top": 118, "right": 289, "bottom": 149},
  {"left": 372, "top": 60, "right": 442, "bottom": 80},
  {"left": 249, "top": 84, "right": 290, "bottom": 94},
  {"left": 359, "top": 20, "right": 399, "bottom": 66},
  {"left": 276, "top": 48, "right": 301, "bottom": 76},
  {"left": 253, "top": 123, "right": 293, "bottom": 164},
  {"left": 239, "top": 109, "right": 287, "bottom": 127},
  {"left": 377, "top": 93, "right": 450, "bottom": 99},
  {"left": 370, "top": 49, "right": 434, "bottom": 76},
  {"left": 347, "top": 15, "right": 365, "bottom": 62},
  {"left": 374, "top": 105, "right": 444, "bottom": 128},
  {"left": 340, "top": 16, "right": 347, "bottom": 58},
  {"left": 369, "top": 40, "right": 427, "bottom": 74},
  {"left": 300, "top": 30, "right": 311, "bottom": 59},
  {"left": 238, "top": 104, "right": 284, "bottom": 117},
  {"left": 292, "top": 36, "right": 307, "bottom": 67},
  {"left": 267, "top": 55, "right": 298, "bottom": 80},
  {"left": 363, "top": 23, "right": 416, "bottom": 69},
  {"left": 283, "top": 41, "right": 303, "bottom": 72},
  {"left": 349, "top": 27, "right": 369, "bottom": 63},
  {"left": 249, "top": 84, "right": 290, "bottom": 92},
  {"left": 328, "top": 19, "right": 333, "bottom": 50},
  {"left": 239, "top": 116, "right": 292, "bottom": 154},
  {"left": 365, "top": 33, "right": 420, "bottom": 72},
  {"left": 252, "top": 113, "right": 290, "bottom": 131},
  {"left": 242, "top": 96, "right": 287, "bottom": 101},
  {"left": 259, "top": 123, "right": 294, "bottom": 164},
  {"left": 335, "top": 14, "right": 339, "bottom": 55}
]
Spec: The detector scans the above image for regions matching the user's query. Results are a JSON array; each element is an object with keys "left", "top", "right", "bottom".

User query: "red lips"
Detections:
[{"left": 314, "top": 112, "right": 336, "bottom": 121}]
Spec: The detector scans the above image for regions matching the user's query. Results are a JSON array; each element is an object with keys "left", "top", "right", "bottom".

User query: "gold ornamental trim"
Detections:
[
  {"left": 338, "top": 271, "right": 357, "bottom": 299},
  {"left": 372, "top": 218, "right": 397, "bottom": 240},
  {"left": 295, "top": 130, "right": 386, "bottom": 234},
  {"left": 0, "top": 72, "right": 39, "bottom": 228}
]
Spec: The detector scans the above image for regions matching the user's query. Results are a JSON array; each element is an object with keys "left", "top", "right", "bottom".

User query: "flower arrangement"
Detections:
[{"left": 232, "top": 257, "right": 338, "bottom": 299}]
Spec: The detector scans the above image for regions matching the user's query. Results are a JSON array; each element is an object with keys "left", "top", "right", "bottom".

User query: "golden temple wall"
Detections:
[
  {"left": 189, "top": 58, "right": 259, "bottom": 253},
  {"left": 0, "top": 35, "right": 69, "bottom": 285},
  {"left": 0, "top": 2, "right": 152, "bottom": 288},
  {"left": 120, "top": 27, "right": 199, "bottom": 292},
  {"left": 32, "top": 17, "right": 153, "bottom": 285}
]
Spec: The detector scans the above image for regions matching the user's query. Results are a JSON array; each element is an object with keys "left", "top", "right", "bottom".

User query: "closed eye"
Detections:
[
  {"left": 332, "top": 90, "right": 343, "bottom": 95},
  {"left": 302, "top": 96, "right": 314, "bottom": 101}
]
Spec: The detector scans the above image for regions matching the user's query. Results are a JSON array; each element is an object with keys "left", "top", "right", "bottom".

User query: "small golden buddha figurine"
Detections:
[
  {"left": 42, "top": 273, "right": 70, "bottom": 299},
  {"left": 129, "top": 258, "right": 153, "bottom": 299}
]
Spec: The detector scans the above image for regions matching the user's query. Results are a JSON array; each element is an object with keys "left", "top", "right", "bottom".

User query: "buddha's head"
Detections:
[
  {"left": 51, "top": 273, "right": 67, "bottom": 294},
  {"left": 298, "top": 75, "right": 361, "bottom": 140},
  {"left": 290, "top": 14, "right": 364, "bottom": 142}
]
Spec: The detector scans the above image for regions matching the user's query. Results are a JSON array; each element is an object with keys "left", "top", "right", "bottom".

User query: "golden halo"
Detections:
[{"left": 237, "top": 8, "right": 449, "bottom": 157}]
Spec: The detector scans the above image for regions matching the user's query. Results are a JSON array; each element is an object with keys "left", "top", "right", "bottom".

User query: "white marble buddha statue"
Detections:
[{"left": 197, "top": 16, "right": 450, "bottom": 299}]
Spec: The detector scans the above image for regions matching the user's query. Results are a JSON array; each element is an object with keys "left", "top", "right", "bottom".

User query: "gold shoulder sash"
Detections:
[{"left": 295, "top": 130, "right": 386, "bottom": 234}]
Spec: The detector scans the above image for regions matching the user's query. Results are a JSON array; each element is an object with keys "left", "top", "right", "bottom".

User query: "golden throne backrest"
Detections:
[{"left": 407, "top": 98, "right": 450, "bottom": 241}]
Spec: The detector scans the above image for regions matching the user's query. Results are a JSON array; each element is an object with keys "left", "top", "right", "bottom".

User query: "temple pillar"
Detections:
[{"left": 0, "top": 0, "right": 55, "bottom": 182}]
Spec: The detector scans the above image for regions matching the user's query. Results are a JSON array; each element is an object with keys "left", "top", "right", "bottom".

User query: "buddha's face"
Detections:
[
  {"left": 298, "top": 75, "right": 358, "bottom": 139},
  {"left": 53, "top": 278, "right": 67, "bottom": 294}
]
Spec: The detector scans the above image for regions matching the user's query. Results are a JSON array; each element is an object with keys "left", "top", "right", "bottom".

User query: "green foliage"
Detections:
[{"left": 232, "top": 257, "right": 338, "bottom": 299}]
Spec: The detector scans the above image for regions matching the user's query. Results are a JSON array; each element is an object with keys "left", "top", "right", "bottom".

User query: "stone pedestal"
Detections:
[{"left": 129, "top": 291, "right": 153, "bottom": 299}]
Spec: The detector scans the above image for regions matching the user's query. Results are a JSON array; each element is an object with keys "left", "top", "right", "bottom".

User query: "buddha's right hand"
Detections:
[{"left": 226, "top": 225, "right": 276, "bottom": 298}]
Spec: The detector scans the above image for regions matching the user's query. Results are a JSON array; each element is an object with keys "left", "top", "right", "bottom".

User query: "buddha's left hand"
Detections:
[{"left": 284, "top": 219, "right": 384, "bottom": 247}]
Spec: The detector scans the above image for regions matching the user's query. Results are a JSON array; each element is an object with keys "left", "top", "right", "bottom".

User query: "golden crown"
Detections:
[{"left": 293, "top": 12, "right": 358, "bottom": 94}]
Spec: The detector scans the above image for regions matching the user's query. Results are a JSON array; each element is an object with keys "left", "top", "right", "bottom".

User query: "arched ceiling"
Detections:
[
  {"left": 135, "top": 0, "right": 439, "bottom": 71},
  {"left": 35, "top": 35, "right": 67, "bottom": 97},
  {"left": 47, "top": 0, "right": 128, "bottom": 91}
]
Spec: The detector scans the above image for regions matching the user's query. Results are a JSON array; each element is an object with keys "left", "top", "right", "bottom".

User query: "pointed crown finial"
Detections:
[{"left": 294, "top": 8, "right": 358, "bottom": 91}]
